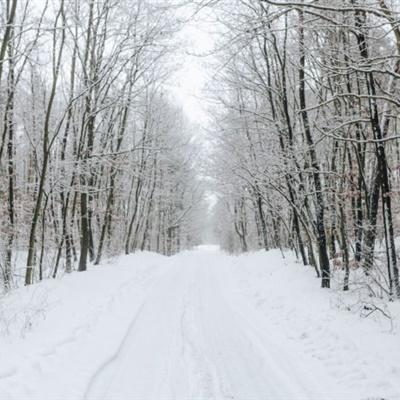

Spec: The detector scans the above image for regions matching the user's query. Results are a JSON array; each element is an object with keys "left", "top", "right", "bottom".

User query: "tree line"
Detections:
[
  {"left": 209, "top": 0, "right": 400, "bottom": 297},
  {"left": 0, "top": 0, "right": 204, "bottom": 291}
]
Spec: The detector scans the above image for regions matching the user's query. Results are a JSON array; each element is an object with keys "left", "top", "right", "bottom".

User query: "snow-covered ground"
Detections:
[{"left": 1, "top": 247, "right": 399, "bottom": 400}]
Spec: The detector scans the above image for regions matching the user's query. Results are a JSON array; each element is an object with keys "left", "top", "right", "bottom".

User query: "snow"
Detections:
[{"left": 1, "top": 247, "right": 400, "bottom": 400}]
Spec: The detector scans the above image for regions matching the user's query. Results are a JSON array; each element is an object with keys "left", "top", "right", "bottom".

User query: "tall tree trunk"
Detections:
[
  {"left": 298, "top": 9, "right": 330, "bottom": 288},
  {"left": 4, "top": 26, "right": 15, "bottom": 289},
  {"left": 25, "top": 2, "right": 65, "bottom": 284}
]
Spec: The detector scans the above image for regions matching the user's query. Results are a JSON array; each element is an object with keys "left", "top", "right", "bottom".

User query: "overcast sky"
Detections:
[{"left": 168, "top": 9, "right": 216, "bottom": 128}]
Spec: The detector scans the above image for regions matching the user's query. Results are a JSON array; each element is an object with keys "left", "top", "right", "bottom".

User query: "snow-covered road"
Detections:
[
  {"left": 1, "top": 247, "right": 400, "bottom": 400},
  {"left": 85, "top": 248, "right": 324, "bottom": 400}
]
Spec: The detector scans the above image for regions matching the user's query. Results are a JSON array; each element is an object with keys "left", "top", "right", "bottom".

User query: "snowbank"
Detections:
[
  {"left": 0, "top": 252, "right": 169, "bottom": 399},
  {"left": 226, "top": 250, "right": 400, "bottom": 400}
]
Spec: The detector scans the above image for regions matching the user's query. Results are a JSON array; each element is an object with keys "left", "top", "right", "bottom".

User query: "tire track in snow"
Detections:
[
  {"left": 83, "top": 262, "right": 173, "bottom": 399},
  {"left": 195, "top": 259, "right": 312, "bottom": 400},
  {"left": 83, "top": 298, "right": 148, "bottom": 399},
  {"left": 179, "top": 277, "right": 225, "bottom": 399},
  {"left": 84, "top": 261, "right": 194, "bottom": 400}
]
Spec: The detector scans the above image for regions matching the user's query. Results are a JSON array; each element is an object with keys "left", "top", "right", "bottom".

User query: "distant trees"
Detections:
[
  {"left": 0, "top": 0, "right": 204, "bottom": 291},
  {"left": 209, "top": 0, "right": 400, "bottom": 296}
]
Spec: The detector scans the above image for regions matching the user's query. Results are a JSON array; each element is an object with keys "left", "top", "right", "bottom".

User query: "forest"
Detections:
[
  {"left": 0, "top": 0, "right": 400, "bottom": 300},
  {"left": 0, "top": 0, "right": 206, "bottom": 290},
  {"left": 209, "top": 0, "right": 400, "bottom": 298}
]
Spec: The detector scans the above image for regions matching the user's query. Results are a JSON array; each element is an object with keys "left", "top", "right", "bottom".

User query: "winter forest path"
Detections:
[
  {"left": 84, "top": 247, "right": 349, "bottom": 400},
  {"left": 2, "top": 247, "right": 398, "bottom": 400}
]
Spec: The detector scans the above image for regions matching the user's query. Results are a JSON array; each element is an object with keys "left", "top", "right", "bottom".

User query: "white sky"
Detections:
[{"left": 168, "top": 14, "right": 215, "bottom": 128}]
